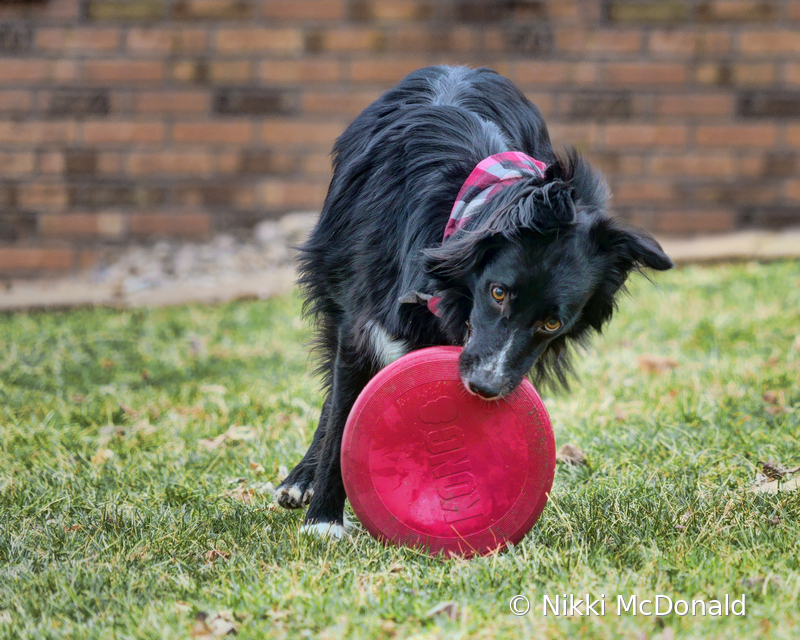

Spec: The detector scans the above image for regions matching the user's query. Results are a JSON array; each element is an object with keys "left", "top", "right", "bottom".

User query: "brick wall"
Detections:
[{"left": 1, "top": 0, "right": 799, "bottom": 276}]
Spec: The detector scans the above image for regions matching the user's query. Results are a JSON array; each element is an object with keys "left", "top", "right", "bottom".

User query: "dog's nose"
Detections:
[{"left": 467, "top": 376, "right": 500, "bottom": 400}]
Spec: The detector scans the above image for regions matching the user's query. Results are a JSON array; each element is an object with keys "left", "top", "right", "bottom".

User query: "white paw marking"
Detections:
[
  {"left": 302, "top": 488, "right": 314, "bottom": 503},
  {"left": 301, "top": 522, "right": 346, "bottom": 539},
  {"left": 287, "top": 486, "right": 302, "bottom": 501},
  {"left": 366, "top": 321, "right": 408, "bottom": 367},
  {"left": 300, "top": 514, "right": 352, "bottom": 540}
]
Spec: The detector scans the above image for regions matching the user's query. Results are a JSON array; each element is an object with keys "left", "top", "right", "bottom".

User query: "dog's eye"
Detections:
[
  {"left": 490, "top": 285, "right": 506, "bottom": 303},
  {"left": 542, "top": 317, "right": 562, "bottom": 332}
]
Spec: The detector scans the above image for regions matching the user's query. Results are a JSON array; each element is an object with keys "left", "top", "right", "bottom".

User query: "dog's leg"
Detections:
[
  {"left": 301, "top": 344, "right": 372, "bottom": 539},
  {"left": 275, "top": 397, "right": 331, "bottom": 509}
]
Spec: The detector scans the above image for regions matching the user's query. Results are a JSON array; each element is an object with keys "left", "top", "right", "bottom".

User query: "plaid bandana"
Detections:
[
  {"left": 443, "top": 151, "right": 547, "bottom": 240},
  {"left": 427, "top": 151, "right": 547, "bottom": 316}
]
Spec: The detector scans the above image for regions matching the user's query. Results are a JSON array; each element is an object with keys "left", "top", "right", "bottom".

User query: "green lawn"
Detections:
[{"left": 1, "top": 260, "right": 799, "bottom": 639}]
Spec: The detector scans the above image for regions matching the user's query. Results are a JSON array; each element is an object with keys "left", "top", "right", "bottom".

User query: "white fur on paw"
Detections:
[
  {"left": 302, "top": 487, "right": 314, "bottom": 503},
  {"left": 287, "top": 486, "right": 302, "bottom": 501},
  {"left": 300, "top": 514, "right": 352, "bottom": 540}
]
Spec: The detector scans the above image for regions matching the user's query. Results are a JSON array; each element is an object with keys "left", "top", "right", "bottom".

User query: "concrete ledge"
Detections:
[
  {"left": 657, "top": 229, "right": 800, "bottom": 266},
  {"left": 1, "top": 228, "right": 799, "bottom": 312}
]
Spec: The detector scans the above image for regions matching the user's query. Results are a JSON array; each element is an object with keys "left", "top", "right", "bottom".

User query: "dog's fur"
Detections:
[{"left": 275, "top": 66, "right": 673, "bottom": 536}]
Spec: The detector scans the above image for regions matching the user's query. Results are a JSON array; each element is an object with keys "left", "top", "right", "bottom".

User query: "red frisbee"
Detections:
[{"left": 341, "top": 346, "right": 555, "bottom": 557}]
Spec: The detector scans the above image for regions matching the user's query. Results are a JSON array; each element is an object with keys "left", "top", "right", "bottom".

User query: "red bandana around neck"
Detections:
[{"left": 427, "top": 151, "right": 547, "bottom": 316}]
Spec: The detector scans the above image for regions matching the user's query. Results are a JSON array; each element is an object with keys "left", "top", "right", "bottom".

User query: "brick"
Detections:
[
  {"left": 172, "top": 121, "right": 253, "bottom": 144},
  {"left": 209, "top": 61, "right": 252, "bottom": 84},
  {"left": 215, "top": 89, "right": 297, "bottom": 115},
  {"left": 695, "top": 62, "right": 733, "bottom": 86},
  {"left": 239, "top": 150, "right": 299, "bottom": 174},
  {"left": 388, "top": 26, "right": 476, "bottom": 52},
  {"left": 134, "top": 91, "right": 210, "bottom": 113},
  {"left": 51, "top": 60, "right": 79, "bottom": 83},
  {"left": 548, "top": 123, "right": 600, "bottom": 148},
  {"left": 174, "top": 183, "right": 253, "bottom": 208},
  {"left": 48, "top": 90, "right": 110, "bottom": 117},
  {"left": 130, "top": 212, "right": 211, "bottom": 238},
  {"left": 0, "top": 122, "right": 77, "bottom": 145},
  {"left": 696, "top": 30, "right": 732, "bottom": 55},
  {"left": 785, "top": 63, "right": 800, "bottom": 85},
  {"left": 256, "top": 179, "right": 328, "bottom": 209},
  {"left": 0, "top": 184, "right": 16, "bottom": 207},
  {"left": 695, "top": 124, "right": 777, "bottom": 146},
  {"left": 87, "top": 1, "right": 166, "bottom": 21},
  {"left": 762, "top": 151, "right": 799, "bottom": 178},
  {"left": 127, "top": 28, "right": 174, "bottom": 55},
  {"left": 786, "top": 125, "right": 800, "bottom": 146},
  {"left": 651, "top": 209, "right": 736, "bottom": 234},
  {"left": 38, "top": 213, "right": 107, "bottom": 238},
  {"left": 0, "top": 152, "right": 35, "bottom": 176},
  {"left": 0, "top": 91, "right": 32, "bottom": 112},
  {"left": 85, "top": 60, "right": 164, "bottom": 84},
  {"left": 173, "top": 0, "right": 252, "bottom": 19},
  {"left": 697, "top": 1, "right": 778, "bottom": 21},
  {"left": 588, "top": 151, "right": 646, "bottom": 176},
  {"left": 511, "top": 61, "right": 571, "bottom": 86},
  {"left": 451, "top": 0, "right": 519, "bottom": 22},
  {"left": 656, "top": 93, "right": 734, "bottom": 116},
  {"left": 740, "top": 30, "right": 800, "bottom": 55},
  {"left": 567, "top": 91, "right": 633, "bottom": 119},
  {"left": 263, "top": 0, "right": 346, "bottom": 20},
  {"left": 648, "top": 30, "right": 698, "bottom": 57},
  {"left": 84, "top": 122, "right": 165, "bottom": 145},
  {"left": 349, "top": 58, "right": 432, "bottom": 83},
  {"left": 65, "top": 150, "right": 98, "bottom": 175},
  {"left": 557, "top": 28, "right": 642, "bottom": 55},
  {"left": 484, "top": 26, "right": 554, "bottom": 55},
  {"left": 369, "top": 0, "right": 432, "bottom": 21},
  {"left": 738, "top": 206, "right": 800, "bottom": 229},
  {"left": 310, "top": 28, "right": 388, "bottom": 53},
  {"left": 0, "top": 248, "right": 74, "bottom": 273},
  {"left": 261, "top": 119, "right": 344, "bottom": 147},
  {"left": 604, "top": 124, "right": 688, "bottom": 147},
  {"left": 40, "top": 152, "right": 65, "bottom": 174},
  {"left": 97, "top": 153, "right": 122, "bottom": 174},
  {"left": 0, "top": 23, "right": 34, "bottom": 53},
  {"left": 19, "top": 183, "right": 72, "bottom": 209},
  {"left": 0, "top": 211, "right": 37, "bottom": 243},
  {"left": 216, "top": 28, "right": 304, "bottom": 53},
  {"left": 733, "top": 63, "right": 776, "bottom": 86},
  {"left": 258, "top": 59, "right": 341, "bottom": 83},
  {"left": 738, "top": 91, "right": 800, "bottom": 118},
  {"left": 217, "top": 152, "right": 239, "bottom": 174},
  {"left": 614, "top": 180, "right": 676, "bottom": 204},
  {"left": 76, "top": 184, "right": 165, "bottom": 208},
  {"left": 302, "top": 151, "right": 333, "bottom": 176},
  {"left": 172, "top": 60, "right": 209, "bottom": 83},
  {"left": 607, "top": 1, "right": 689, "bottom": 23},
  {"left": 301, "top": 90, "right": 382, "bottom": 116},
  {"left": 36, "top": 28, "right": 120, "bottom": 53},
  {"left": 786, "top": 180, "right": 800, "bottom": 201},
  {"left": 127, "top": 151, "right": 214, "bottom": 175},
  {"left": 606, "top": 62, "right": 686, "bottom": 85},
  {"left": 0, "top": 60, "right": 48, "bottom": 84}
]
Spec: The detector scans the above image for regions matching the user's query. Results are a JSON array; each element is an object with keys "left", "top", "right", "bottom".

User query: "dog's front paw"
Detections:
[
  {"left": 300, "top": 514, "right": 352, "bottom": 540},
  {"left": 274, "top": 483, "right": 315, "bottom": 509}
]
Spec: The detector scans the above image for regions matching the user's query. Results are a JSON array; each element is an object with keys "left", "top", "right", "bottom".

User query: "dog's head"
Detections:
[{"left": 422, "top": 151, "right": 673, "bottom": 399}]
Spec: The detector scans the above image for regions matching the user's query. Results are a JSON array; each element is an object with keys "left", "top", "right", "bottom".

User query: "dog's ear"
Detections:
[
  {"left": 580, "top": 218, "right": 673, "bottom": 332},
  {"left": 593, "top": 218, "right": 673, "bottom": 272}
]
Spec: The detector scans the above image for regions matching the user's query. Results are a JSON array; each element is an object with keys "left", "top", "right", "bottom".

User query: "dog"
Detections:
[{"left": 274, "top": 65, "right": 673, "bottom": 537}]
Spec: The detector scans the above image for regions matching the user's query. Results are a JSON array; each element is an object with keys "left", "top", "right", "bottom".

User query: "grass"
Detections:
[{"left": 0, "top": 259, "right": 799, "bottom": 639}]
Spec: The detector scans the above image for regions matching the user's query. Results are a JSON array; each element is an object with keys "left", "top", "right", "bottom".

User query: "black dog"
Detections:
[{"left": 275, "top": 65, "right": 672, "bottom": 537}]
